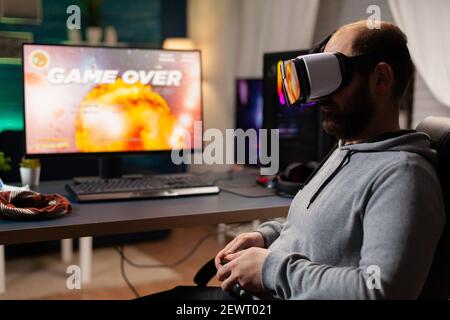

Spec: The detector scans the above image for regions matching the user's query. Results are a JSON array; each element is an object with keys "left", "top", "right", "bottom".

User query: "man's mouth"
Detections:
[
  {"left": 320, "top": 105, "right": 333, "bottom": 112},
  {"left": 319, "top": 100, "right": 338, "bottom": 112}
]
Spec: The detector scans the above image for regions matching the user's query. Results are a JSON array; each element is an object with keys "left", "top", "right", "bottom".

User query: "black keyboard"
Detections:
[{"left": 66, "top": 173, "right": 220, "bottom": 202}]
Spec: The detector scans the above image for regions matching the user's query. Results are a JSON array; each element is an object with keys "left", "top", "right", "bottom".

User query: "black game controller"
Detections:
[
  {"left": 221, "top": 257, "right": 260, "bottom": 300},
  {"left": 230, "top": 283, "right": 261, "bottom": 300}
]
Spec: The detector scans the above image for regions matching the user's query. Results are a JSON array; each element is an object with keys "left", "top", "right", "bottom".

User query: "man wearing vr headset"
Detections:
[{"left": 215, "top": 21, "right": 445, "bottom": 299}]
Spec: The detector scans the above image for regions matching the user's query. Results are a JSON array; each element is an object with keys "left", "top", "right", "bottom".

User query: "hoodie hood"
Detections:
[
  {"left": 339, "top": 131, "right": 437, "bottom": 165},
  {"left": 306, "top": 130, "right": 436, "bottom": 209}
]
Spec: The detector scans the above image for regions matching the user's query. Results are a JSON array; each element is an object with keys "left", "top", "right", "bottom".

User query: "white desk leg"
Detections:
[
  {"left": 0, "top": 245, "right": 5, "bottom": 294},
  {"left": 61, "top": 239, "right": 73, "bottom": 263},
  {"left": 79, "top": 237, "right": 93, "bottom": 285},
  {"left": 217, "top": 223, "right": 227, "bottom": 246},
  {"left": 252, "top": 219, "right": 261, "bottom": 230}
]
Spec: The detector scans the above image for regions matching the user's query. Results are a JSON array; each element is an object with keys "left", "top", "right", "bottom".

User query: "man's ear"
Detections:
[{"left": 372, "top": 62, "right": 395, "bottom": 97}]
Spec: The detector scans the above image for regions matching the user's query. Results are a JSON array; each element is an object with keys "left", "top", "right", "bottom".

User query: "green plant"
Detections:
[
  {"left": 20, "top": 158, "right": 40, "bottom": 169},
  {"left": 0, "top": 152, "right": 11, "bottom": 172}
]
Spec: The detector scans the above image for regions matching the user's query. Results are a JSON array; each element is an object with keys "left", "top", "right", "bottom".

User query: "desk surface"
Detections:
[{"left": 0, "top": 180, "right": 291, "bottom": 245}]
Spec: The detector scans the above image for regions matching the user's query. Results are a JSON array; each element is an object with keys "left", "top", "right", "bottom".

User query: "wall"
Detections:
[
  {"left": 313, "top": 0, "right": 450, "bottom": 128},
  {"left": 0, "top": 62, "right": 22, "bottom": 132},
  {"left": 0, "top": 0, "right": 188, "bottom": 181},
  {"left": 187, "top": 0, "right": 240, "bottom": 173},
  {"left": 99, "top": 0, "right": 161, "bottom": 46},
  {"left": 0, "top": 0, "right": 76, "bottom": 132},
  {"left": 187, "top": 0, "right": 320, "bottom": 173},
  {"left": 0, "top": 0, "right": 187, "bottom": 133}
]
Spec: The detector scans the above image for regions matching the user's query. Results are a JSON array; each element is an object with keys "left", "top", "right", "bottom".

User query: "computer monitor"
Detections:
[
  {"left": 235, "top": 78, "right": 263, "bottom": 165},
  {"left": 22, "top": 44, "right": 203, "bottom": 177},
  {"left": 263, "top": 50, "right": 335, "bottom": 170}
]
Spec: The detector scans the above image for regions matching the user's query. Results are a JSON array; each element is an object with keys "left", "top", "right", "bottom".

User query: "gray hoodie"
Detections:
[{"left": 256, "top": 131, "right": 446, "bottom": 300}]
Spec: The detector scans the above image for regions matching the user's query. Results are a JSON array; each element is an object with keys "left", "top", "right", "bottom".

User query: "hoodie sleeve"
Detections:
[
  {"left": 261, "top": 161, "right": 446, "bottom": 299},
  {"left": 255, "top": 220, "right": 285, "bottom": 248}
]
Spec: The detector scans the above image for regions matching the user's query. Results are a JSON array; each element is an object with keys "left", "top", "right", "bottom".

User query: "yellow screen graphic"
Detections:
[{"left": 75, "top": 78, "right": 178, "bottom": 152}]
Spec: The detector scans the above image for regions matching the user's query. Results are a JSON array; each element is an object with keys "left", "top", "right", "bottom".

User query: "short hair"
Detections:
[{"left": 336, "top": 20, "right": 414, "bottom": 102}]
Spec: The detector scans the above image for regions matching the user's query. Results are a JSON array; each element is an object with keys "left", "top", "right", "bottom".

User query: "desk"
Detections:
[
  {"left": 0, "top": 180, "right": 291, "bottom": 245},
  {"left": 0, "top": 180, "right": 291, "bottom": 292}
]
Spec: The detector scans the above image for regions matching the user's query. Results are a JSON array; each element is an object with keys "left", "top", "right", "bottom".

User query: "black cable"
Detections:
[
  {"left": 211, "top": 170, "right": 234, "bottom": 185},
  {"left": 118, "top": 245, "right": 140, "bottom": 298},
  {"left": 195, "top": 169, "right": 284, "bottom": 198},
  {"left": 115, "top": 223, "right": 247, "bottom": 297},
  {"left": 276, "top": 191, "right": 295, "bottom": 198},
  {"left": 210, "top": 170, "right": 279, "bottom": 198},
  {"left": 219, "top": 187, "right": 278, "bottom": 198},
  {"left": 114, "top": 231, "right": 216, "bottom": 269},
  {"left": 192, "top": 169, "right": 235, "bottom": 185}
]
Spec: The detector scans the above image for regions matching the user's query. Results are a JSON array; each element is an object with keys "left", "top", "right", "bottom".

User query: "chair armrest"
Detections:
[
  {"left": 193, "top": 258, "right": 217, "bottom": 287},
  {"left": 193, "top": 258, "right": 264, "bottom": 300}
]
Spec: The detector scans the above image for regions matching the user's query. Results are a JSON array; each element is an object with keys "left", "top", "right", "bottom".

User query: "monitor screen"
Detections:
[
  {"left": 235, "top": 78, "right": 263, "bottom": 165},
  {"left": 23, "top": 44, "right": 202, "bottom": 156},
  {"left": 236, "top": 79, "right": 263, "bottom": 131}
]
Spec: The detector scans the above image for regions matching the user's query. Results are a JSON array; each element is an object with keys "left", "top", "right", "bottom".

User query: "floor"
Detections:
[{"left": 43, "top": 225, "right": 224, "bottom": 300}]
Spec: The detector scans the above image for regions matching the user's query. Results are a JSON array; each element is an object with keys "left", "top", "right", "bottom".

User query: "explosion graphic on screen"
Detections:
[{"left": 75, "top": 78, "right": 177, "bottom": 152}]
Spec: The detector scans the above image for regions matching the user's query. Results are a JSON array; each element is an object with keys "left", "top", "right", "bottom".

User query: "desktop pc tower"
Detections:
[
  {"left": 234, "top": 78, "right": 263, "bottom": 165},
  {"left": 263, "top": 50, "right": 335, "bottom": 170}
]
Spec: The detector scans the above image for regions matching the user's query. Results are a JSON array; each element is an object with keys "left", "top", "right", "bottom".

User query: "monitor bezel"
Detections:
[{"left": 21, "top": 43, "right": 204, "bottom": 159}]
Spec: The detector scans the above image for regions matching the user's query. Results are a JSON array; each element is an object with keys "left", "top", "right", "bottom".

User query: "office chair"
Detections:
[
  {"left": 192, "top": 116, "right": 450, "bottom": 300},
  {"left": 416, "top": 116, "right": 450, "bottom": 299}
]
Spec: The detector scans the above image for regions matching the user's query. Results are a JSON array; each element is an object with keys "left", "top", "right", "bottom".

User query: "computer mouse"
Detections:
[{"left": 256, "top": 175, "right": 277, "bottom": 189}]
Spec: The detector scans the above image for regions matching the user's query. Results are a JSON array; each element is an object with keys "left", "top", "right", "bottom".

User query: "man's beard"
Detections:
[{"left": 320, "top": 81, "right": 375, "bottom": 139}]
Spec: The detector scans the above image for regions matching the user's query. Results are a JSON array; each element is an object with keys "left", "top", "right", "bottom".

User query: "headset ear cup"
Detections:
[
  {"left": 276, "top": 162, "right": 320, "bottom": 196},
  {"left": 306, "top": 161, "right": 320, "bottom": 172},
  {"left": 276, "top": 162, "right": 305, "bottom": 196},
  {"left": 276, "top": 175, "right": 304, "bottom": 196},
  {"left": 285, "top": 162, "right": 303, "bottom": 178}
]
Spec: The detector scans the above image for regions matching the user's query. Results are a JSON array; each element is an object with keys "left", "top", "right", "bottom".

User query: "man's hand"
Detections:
[
  {"left": 216, "top": 247, "right": 269, "bottom": 293},
  {"left": 214, "top": 232, "right": 266, "bottom": 270}
]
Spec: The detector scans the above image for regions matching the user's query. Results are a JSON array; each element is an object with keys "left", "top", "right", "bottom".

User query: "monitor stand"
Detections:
[
  {"left": 99, "top": 156, "right": 122, "bottom": 179},
  {"left": 73, "top": 156, "right": 129, "bottom": 183}
]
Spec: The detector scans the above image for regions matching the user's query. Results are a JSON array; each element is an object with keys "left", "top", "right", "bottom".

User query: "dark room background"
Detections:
[{"left": 0, "top": 0, "right": 188, "bottom": 183}]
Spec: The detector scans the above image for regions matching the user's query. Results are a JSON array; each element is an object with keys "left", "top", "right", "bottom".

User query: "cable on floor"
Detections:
[
  {"left": 118, "top": 247, "right": 140, "bottom": 298},
  {"left": 115, "top": 223, "right": 250, "bottom": 297}
]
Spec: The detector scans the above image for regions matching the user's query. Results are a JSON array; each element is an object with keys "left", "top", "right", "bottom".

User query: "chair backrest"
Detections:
[{"left": 416, "top": 116, "right": 450, "bottom": 299}]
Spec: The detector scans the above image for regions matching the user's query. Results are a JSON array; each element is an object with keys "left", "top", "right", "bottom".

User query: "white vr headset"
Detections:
[{"left": 279, "top": 34, "right": 410, "bottom": 107}]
